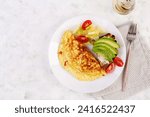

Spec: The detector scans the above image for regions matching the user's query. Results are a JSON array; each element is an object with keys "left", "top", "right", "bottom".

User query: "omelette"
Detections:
[{"left": 58, "top": 31, "right": 106, "bottom": 81}]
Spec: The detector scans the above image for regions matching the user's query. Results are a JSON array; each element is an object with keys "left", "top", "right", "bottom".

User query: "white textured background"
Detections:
[{"left": 0, "top": 0, "right": 150, "bottom": 99}]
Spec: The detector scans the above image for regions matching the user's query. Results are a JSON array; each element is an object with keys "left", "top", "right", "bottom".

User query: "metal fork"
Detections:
[{"left": 122, "top": 23, "right": 137, "bottom": 91}]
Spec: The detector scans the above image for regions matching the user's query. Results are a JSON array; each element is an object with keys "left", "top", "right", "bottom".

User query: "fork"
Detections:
[{"left": 122, "top": 23, "right": 137, "bottom": 91}]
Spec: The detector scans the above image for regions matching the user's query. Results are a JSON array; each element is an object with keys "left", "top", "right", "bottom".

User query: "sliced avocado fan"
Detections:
[
  {"left": 92, "top": 48, "right": 114, "bottom": 62},
  {"left": 92, "top": 37, "right": 120, "bottom": 62},
  {"left": 93, "top": 42, "right": 118, "bottom": 55},
  {"left": 94, "top": 38, "right": 120, "bottom": 49}
]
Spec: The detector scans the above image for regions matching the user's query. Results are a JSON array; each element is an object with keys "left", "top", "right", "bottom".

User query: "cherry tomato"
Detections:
[
  {"left": 82, "top": 20, "right": 92, "bottom": 30},
  {"left": 113, "top": 57, "right": 124, "bottom": 67},
  {"left": 106, "top": 62, "right": 115, "bottom": 74},
  {"left": 76, "top": 35, "right": 89, "bottom": 43}
]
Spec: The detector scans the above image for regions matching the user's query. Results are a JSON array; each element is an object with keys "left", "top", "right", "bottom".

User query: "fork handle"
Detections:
[{"left": 122, "top": 41, "right": 132, "bottom": 91}]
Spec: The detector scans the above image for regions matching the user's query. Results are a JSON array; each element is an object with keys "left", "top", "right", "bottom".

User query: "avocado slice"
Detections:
[
  {"left": 100, "top": 37, "right": 115, "bottom": 42},
  {"left": 93, "top": 42, "right": 118, "bottom": 55},
  {"left": 93, "top": 46, "right": 115, "bottom": 58},
  {"left": 92, "top": 48, "right": 113, "bottom": 62},
  {"left": 92, "top": 47, "right": 115, "bottom": 62},
  {"left": 94, "top": 38, "right": 120, "bottom": 49}
]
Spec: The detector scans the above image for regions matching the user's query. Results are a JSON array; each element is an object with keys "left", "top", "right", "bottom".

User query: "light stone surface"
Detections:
[{"left": 0, "top": 0, "right": 150, "bottom": 99}]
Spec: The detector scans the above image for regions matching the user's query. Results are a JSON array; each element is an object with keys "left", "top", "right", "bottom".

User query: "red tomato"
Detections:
[
  {"left": 82, "top": 20, "right": 92, "bottom": 30},
  {"left": 76, "top": 35, "right": 89, "bottom": 43},
  {"left": 106, "top": 62, "right": 115, "bottom": 74},
  {"left": 113, "top": 57, "right": 124, "bottom": 67}
]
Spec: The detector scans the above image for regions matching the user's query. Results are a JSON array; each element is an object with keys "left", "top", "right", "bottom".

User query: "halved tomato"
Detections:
[
  {"left": 82, "top": 20, "right": 92, "bottom": 30},
  {"left": 76, "top": 35, "right": 89, "bottom": 43},
  {"left": 106, "top": 62, "right": 115, "bottom": 73},
  {"left": 113, "top": 57, "right": 124, "bottom": 67}
]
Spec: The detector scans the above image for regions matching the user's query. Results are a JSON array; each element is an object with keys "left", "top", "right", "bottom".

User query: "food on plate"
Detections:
[
  {"left": 81, "top": 20, "right": 92, "bottom": 30},
  {"left": 105, "top": 62, "right": 115, "bottom": 73},
  {"left": 58, "top": 31, "right": 106, "bottom": 81},
  {"left": 113, "top": 57, "right": 124, "bottom": 67},
  {"left": 76, "top": 35, "right": 89, "bottom": 43},
  {"left": 92, "top": 35, "right": 120, "bottom": 62},
  {"left": 75, "top": 21, "right": 104, "bottom": 40},
  {"left": 58, "top": 20, "right": 124, "bottom": 81}
]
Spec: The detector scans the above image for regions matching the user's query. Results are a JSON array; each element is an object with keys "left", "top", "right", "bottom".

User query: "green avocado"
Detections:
[
  {"left": 94, "top": 46, "right": 115, "bottom": 58},
  {"left": 93, "top": 42, "right": 118, "bottom": 55},
  {"left": 92, "top": 47, "right": 115, "bottom": 62},
  {"left": 100, "top": 37, "right": 115, "bottom": 42},
  {"left": 94, "top": 38, "right": 120, "bottom": 49}
]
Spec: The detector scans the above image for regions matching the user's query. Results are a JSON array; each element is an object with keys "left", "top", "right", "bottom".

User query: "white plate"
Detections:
[{"left": 49, "top": 15, "right": 126, "bottom": 93}]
